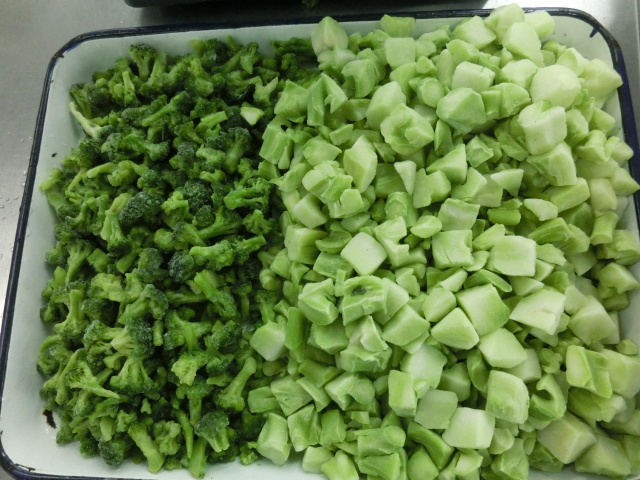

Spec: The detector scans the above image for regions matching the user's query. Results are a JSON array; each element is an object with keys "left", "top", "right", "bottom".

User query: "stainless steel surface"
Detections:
[{"left": 0, "top": 0, "right": 638, "bottom": 477}]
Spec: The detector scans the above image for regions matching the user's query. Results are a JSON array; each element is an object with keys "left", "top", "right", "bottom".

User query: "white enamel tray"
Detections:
[{"left": 1, "top": 7, "right": 638, "bottom": 480}]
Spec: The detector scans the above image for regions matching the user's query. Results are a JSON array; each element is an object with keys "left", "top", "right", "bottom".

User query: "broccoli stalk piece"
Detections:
[
  {"left": 127, "top": 422, "right": 165, "bottom": 473},
  {"left": 216, "top": 356, "right": 258, "bottom": 412},
  {"left": 69, "top": 101, "right": 114, "bottom": 141}
]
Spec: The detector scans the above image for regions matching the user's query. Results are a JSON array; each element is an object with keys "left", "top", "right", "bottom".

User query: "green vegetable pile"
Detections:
[
  {"left": 38, "top": 4, "right": 640, "bottom": 480},
  {"left": 37, "top": 34, "right": 317, "bottom": 476}
]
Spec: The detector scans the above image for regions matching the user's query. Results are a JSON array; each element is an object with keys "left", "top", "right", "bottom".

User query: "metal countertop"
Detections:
[{"left": 0, "top": 0, "right": 638, "bottom": 477}]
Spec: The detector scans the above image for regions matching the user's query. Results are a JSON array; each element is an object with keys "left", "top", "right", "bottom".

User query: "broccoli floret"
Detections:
[
  {"left": 188, "top": 38, "right": 234, "bottom": 70},
  {"left": 37, "top": 334, "right": 73, "bottom": 377},
  {"left": 69, "top": 101, "right": 114, "bottom": 141},
  {"left": 119, "top": 283, "right": 169, "bottom": 327},
  {"left": 196, "top": 206, "right": 243, "bottom": 241},
  {"left": 109, "top": 356, "right": 155, "bottom": 395},
  {"left": 61, "top": 137, "right": 103, "bottom": 170},
  {"left": 45, "top": 243, "right": 69, "bottom": 268},
  {"left": 100, "top": 193, "right": 133, "bottom": 255},
  {"left": 133, "top": 248, "right": 167, "bottom": 284},
  {"left": 65, "top": 239, "right": 94, "bottom": 283},
  {"left": 167, "top": 251, "right": 196, "bottom": 284},
  {"left": 88, "top": 272, "right": 127, "bottom": 303},
  {"left": 141, "top": 90, "right": 193, "bottom": 127},
  {"left": 189, "top": 240, "right": 236, "bottom": 271},
  {"left": 163, "top": 309, "right": 213, "bottom": 351},
  {"left": 155, "top": 221, "right": 207, "bottom": 253},
  {"left": 205, "top": 127, "right": 253, "bottom": 174},
  {"left": 64, "top": 358, "right": 120, "bottom": 399},
  {"left": 242, "top": 209, "right": 275, "bottom": 236},
  {"left": 215, "top": 356, "right": 257, "bottom": 413},
  {"left": 178, "top": 179, "right": 212, "bottom": 214},
  {"left": 223, "top": 175, "right": 273, "bottom": 211},
  {"left": 161, "top": 190, "right": 191, "bottom": 228},
  {"left": 192, "top": 270, "right": 239, "bottom": 321},
  {"left": 118, "top": 191, "right": 164, "bottom": 229},
  {"left": 82, "top": 297, "right": 119, "bottom": 325},
  {"left": 194, "top": 410, "right": 231, "bottom": 453},
  {"left": 98, "top": 436, "right": 134, "bottom": 466},
  {"left": 205, "top": 320, "right": 243, "bottom": 353},
  {"left": 128, "top": 43, "right": 160, "bottom": 82},
  {"left": 254, "top": 288, "right": 281, "bottom": 324},
  {"left": 192, "top": 204, "right": 216, "bottom": 228},
  {"left": 152, "top": 420, "right": 183, "bottom": 456},
  {"left": 137, "top": 168, "right": 166, "bottom": 195},
  {"left": 169, "top": 141, "right": 201, "bottom": 178},
  {"left": 53, "top": 288, "right": 89, "bottom": 343},
  {"left": 170, "top": 348, "right": 211, "bottom": 386},
  {"left": 70, "top": 82, "right": 115, "bottom": 119}
]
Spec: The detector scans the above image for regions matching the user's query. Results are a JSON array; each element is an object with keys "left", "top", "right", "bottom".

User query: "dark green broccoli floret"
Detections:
[
  {"left": 98, "top": 436, "right": 135, "bottom": 466},
  {"left": 167, "top": 251, "right": 196, "bottom": 284},
  {"left": 192, "top": 204, "right": 216, "bottom": 228},
  {"left": 134, "top": 248, "right": 167, "bottom": 284},
  {"left": 118, "top": 191, "right": 164, "bottom": 229},
  {"left": 205, "top": 320, "right": 243, "bottom": 353},
  {"left": 82, "top": 297, "right": 119, "bottom": 325}
]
